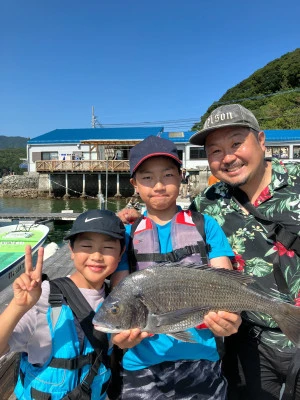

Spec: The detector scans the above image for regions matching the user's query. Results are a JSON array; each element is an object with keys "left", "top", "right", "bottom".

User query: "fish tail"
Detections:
[{"left": 273, "top": 304, "right": 300, "bottom": 347}]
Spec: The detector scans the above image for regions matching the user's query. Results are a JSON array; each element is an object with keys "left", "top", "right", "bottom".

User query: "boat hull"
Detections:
[{"left": 0, "top": 223, "right": 49, "bottom": 292}]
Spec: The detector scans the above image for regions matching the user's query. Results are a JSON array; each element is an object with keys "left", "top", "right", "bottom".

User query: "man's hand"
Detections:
[
  {"left": 12, "top": 245, "right": 44, "bottom": 310},
  {"left": 117, "top": 208, "right": 141, "bottom": 224},
  {"left": 112, "top": 329, "right": 150, "bottom": 349},
  {"left": 203, "top": 311, "right": 241, "bottom": 337}
]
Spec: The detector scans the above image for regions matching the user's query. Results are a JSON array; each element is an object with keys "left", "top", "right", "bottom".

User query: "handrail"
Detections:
[{"left": 35, "top": 160, "right": 130, "bottom": 172}]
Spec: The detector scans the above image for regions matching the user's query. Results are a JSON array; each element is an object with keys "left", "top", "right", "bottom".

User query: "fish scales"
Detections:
[
  {"left": 93, "top": 264, "right": 300, "bottom": 347},
  {"left": 127, "top": 267, "right": 277, "bottom": 332}
]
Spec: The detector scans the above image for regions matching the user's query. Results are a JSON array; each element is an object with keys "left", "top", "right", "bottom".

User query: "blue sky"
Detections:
[{"left": 1, "top": 0, "right": 299, "bottom": 138}]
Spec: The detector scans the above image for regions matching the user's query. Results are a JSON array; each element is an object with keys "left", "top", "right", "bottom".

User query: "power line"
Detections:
[{"left": 92, "top": 88, "right": 300, "bottom": 129}]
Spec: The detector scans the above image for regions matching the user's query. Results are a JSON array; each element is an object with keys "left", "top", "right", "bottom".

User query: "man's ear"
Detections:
[{"left": 258, "top": 131, "right": 266, "bottom": 151}]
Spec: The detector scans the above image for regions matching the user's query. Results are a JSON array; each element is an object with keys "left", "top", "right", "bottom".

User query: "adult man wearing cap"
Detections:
[{"left": 189, "top": 104, "right": 300, "bottom": 400}]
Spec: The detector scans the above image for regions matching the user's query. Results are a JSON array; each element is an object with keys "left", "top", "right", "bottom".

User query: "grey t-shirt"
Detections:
[{"left": 8, "top": 280, "right": 105, "bottom": 365}]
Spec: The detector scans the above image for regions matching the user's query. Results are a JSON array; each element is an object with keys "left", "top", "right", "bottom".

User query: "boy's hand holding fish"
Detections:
[
  {"left": 112, "top": 311, "right": 241, "bottom": 349},
  {"left": 113, "top": 329, "right": 150, "bottom": 349},
  {"left": 203, "top": 311, "right": 240, "bottom": 336}
]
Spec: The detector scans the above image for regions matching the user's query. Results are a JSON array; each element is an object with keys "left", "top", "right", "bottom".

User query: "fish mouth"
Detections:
[{"left": 93, "top": 324, "right": 122, "bottom": 333}]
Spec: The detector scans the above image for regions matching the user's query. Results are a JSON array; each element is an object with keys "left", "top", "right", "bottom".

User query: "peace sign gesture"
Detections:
[{"left": 12, "top": 245, "right": 44, "bottom": 310}]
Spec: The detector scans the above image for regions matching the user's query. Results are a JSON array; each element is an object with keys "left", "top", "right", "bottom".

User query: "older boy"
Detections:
[
  {"left": 113, "top": 135, "right": 241, "bottom": 400},
  {"left": 0, "top": 209, "right": 125, "bottom": 400}
]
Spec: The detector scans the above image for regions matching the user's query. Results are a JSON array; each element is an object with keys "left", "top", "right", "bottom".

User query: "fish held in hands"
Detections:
[{"left": 93, "top": 264, "right": 300, "bottom": 346}]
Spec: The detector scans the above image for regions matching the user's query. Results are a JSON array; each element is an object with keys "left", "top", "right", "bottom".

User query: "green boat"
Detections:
[{"left": 0, "top": 222, "right": 49, "bottom": 292}]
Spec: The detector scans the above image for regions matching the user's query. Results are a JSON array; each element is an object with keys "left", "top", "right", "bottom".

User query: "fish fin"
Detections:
[
  {"left": 148, "top": 262, "right": 256, "bottom": 285},
  {"left": 151, "top": 262, "right": 256, "bottom": 285},
  {"left": 149, "top": 306, "right": 210, "bottom": 327},
  {"left": 150, "top": 261, "right": 208, "bottom": 270},
  {"left": 272, "top": 303, "right": 300, "bottom": 347},
  {"left": 269, "top": 288, "right": 294, "bottom": 303},
  {"left": 167, "top": 331, "right": 197, "bottom": 343},
  {"left": 191, "top": 265, "right": 256, "bottom": 285}
]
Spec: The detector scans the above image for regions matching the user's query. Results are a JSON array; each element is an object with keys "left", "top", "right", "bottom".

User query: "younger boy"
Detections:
[
  {"left": 0, "top": 209, "right": 125, "bottom": 400},
  {"left": 113, "top": 136, "right": 241, "bottom": 400}
]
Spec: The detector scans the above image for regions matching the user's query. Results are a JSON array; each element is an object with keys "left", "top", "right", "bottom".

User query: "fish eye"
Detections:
[{"left": 110, "top": 305, "right": 120, "bottom": 315}]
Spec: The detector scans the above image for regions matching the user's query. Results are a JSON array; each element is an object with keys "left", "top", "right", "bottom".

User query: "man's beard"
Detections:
[{"left": 221, "top": 175, "right": 249, "bottom": 188}]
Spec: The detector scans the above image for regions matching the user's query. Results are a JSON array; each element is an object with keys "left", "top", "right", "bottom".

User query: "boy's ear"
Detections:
[
  {"left": 69, "top": 243, "right": 75, "bottom": 260},
  {"left": 120, "top": 245, "right": 126, "bottom": 258},
  {"left": 130, "top": 177, "right": 136, "bottom": 188}
]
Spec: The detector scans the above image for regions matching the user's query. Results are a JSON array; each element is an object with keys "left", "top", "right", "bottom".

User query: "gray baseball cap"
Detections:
[{"left": 189, "top": 104, "right": 260, "bottom": 146}]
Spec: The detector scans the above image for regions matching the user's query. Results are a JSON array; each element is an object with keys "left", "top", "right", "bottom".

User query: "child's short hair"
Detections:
[
  {"left": 129, "top": 136, "right": 182, "bottom": 177},
  {"left": 64, "top": 210, "right": 125, "bottom": 249}
]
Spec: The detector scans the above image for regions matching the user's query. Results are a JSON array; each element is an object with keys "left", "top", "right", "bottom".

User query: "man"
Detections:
[
  {"left": 180, "top": 168, "right": 189, "bottom": 198},
  {"left": 189, "top": 104, "right": 300, "bottom": 400}
]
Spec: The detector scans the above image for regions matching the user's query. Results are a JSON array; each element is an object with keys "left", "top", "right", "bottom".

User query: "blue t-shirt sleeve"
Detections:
[
  {"left": 115, "top": 225, "right": 131, "bottom": 272},
  {"left": 203, "top": 214, "right": 234, "bottom": 259}
]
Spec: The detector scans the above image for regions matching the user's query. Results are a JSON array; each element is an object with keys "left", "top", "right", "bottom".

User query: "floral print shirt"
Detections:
[{"left": 190, "top": 159, "right": 300, "bottom": 351}]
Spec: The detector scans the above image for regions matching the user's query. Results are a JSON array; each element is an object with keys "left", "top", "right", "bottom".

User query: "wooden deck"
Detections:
[
  {"left": 0, "top": 212, "right": 80, "bottom": 222},
  {"left": 0, "top": 244, "right": 75, "bottom": 399}
]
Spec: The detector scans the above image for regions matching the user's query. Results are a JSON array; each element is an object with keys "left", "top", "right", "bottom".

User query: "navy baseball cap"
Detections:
[
  {"left": 64, "top": 209, "right": 125, "bottom": 241},
  {"left": 130, "top": 135, "right": 182, "bottom": 177},
  {"left": 190, "top": 104, "right": 261, "bottom": 146}
]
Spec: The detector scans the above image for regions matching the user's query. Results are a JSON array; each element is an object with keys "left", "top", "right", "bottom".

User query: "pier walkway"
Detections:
[{"left": 0, "top": 212, "right": 80, "bottom": 222}]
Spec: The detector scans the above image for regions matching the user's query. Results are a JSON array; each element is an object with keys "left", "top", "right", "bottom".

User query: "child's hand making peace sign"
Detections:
[{"left": 12, "top": 245, "right": 44, "bottom": 310}]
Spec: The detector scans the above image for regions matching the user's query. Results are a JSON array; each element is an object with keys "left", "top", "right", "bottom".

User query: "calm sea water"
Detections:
[{"left": 0, "top": 197, "right": 128, "bottom": 247}]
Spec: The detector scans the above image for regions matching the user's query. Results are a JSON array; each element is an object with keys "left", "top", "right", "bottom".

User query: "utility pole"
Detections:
[{"left": 91, "top": 106, "right": 103, "bottom": 128}]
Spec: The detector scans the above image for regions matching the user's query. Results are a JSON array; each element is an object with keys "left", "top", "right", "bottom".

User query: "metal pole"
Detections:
[{"left": 105, "top": 157, "right": 108, "bottom": 209}]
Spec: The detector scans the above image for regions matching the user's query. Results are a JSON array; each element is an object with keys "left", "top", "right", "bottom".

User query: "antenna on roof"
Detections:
[
  {"left": 157, "top": 128, "right": 164, "bottom": 137},
  {"left": 91, "top": 106, "right": 103, "bottom": 128}
]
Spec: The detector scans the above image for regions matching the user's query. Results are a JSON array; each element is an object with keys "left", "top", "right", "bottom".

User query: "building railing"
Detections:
[{"left": 35, "top": 160, "right": 130, "bottom": 173}]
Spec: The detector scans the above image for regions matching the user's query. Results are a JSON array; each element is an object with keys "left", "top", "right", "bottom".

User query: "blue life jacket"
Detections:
[
  {"left": 129, "top": 210, "right": 210, "bottom": 272},
  {"left": 14, "top": 278, "right": 110, "bottom": 400}
]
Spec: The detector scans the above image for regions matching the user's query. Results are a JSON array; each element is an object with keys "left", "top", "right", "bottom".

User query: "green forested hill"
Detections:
[
  {"left": 0, "top": 148, "right": 27, "bottom": 176},
  {"left": 0, "top": 135, "right": 28, "bottom": 149},
  {"left": 0, "top": 136, "right": 28, "bottom": 176},
  {"left": 192, "top": 48, "right": 300, "bottom": 131}
]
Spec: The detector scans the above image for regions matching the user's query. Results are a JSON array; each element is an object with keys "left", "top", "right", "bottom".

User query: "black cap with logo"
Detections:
[{"left": 64, "top": 209, "right": 125, "bottom": 241}]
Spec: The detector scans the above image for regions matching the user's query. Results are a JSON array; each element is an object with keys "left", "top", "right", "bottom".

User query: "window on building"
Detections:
[
  {"left": 293, "top": 146, "right": 300, "bottom": 159},
  {"left": 190, "top": 147, "right": 206, "bottom": 159},
  {"left": 265, "top": 146, "right": 289, "bottom": 159},
  {"left": 41, "top": 152, "right": 58, "bottom": 160}
]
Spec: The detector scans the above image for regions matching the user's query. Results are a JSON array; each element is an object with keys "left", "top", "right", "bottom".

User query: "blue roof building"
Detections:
[
  {"left": 28, "top": 127, "right": 165, "bottom": 144},
  {"left": 27, "top": 127, "right": 300, "bottom": 174}
]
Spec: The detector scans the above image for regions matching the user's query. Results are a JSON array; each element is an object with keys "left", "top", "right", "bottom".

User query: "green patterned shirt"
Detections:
[{"left": 190, "top": 159, "right": 300, "bottom": 351}]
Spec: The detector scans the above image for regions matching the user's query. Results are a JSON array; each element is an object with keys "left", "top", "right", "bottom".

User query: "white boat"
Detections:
[{"left": 0, "top": 222, "right": 49, "bottom": 292}]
